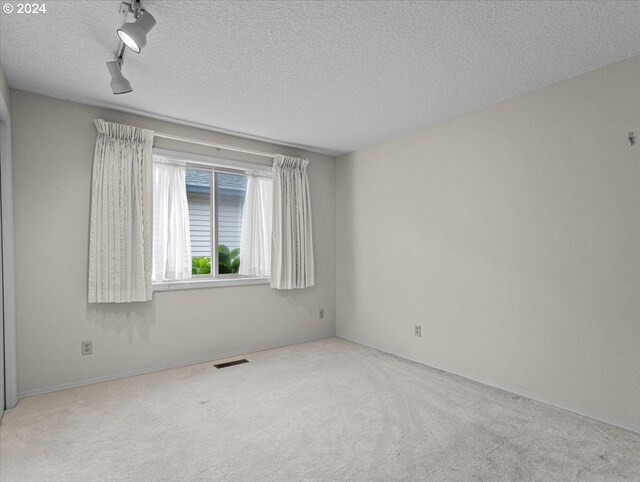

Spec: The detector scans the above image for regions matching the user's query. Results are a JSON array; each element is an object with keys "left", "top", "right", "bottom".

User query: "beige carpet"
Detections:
[{"left": 1, "top": 338, "right": 639, "bottom": 481}]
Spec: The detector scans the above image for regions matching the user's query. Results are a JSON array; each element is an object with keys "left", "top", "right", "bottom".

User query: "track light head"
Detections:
[
  {"left": 117, "top": 10, "right": 156, "bottom": 53},
  {"left": 106, "top": 61, "right": 133, "bottom": 94}
]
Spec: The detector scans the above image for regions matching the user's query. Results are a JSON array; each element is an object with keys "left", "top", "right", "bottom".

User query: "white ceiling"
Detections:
[{"left": 1, "top": 1, "right": 639, "bottom": 155}]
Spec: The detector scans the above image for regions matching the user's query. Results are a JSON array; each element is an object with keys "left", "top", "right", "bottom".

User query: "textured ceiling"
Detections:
[{"left": 1, "top": 1, "right": 639, "bottom": 155}]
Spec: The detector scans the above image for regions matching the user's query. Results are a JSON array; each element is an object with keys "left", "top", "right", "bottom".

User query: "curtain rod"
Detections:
[{"left": 153, "top": 132, "right": 276, "bottom": 159}]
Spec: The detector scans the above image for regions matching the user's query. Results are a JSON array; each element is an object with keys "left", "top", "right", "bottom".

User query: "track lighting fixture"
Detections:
[
  {"left": 117, "top": 9, "right": 156, "bottom": 53},
  {"left": 106, "top": 60, "right": 133, "bottom": 95},
  {"left": 105, "top": 1, "right": 156, "bottom": 94}
]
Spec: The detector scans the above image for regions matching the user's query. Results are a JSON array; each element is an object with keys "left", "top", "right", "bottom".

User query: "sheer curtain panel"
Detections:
[
  {"left": 271, "top": 155, "right": 314, "bottom": 289},
  {"left": 152, "top": 160, "right": 192, "bottom": 283},
  {"left": 239, "top": 171, "right": 273, "bottom": 277},
  {"left": 88, "top": 119, "right": 154, "bottom": 303}
]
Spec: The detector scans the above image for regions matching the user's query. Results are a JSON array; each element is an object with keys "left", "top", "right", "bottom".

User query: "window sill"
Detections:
[{"left": 153, "top": 277, "right": 270, "bottom": 292}]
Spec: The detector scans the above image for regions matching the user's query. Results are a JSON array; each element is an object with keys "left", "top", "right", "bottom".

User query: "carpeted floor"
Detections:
[{"left": 1, "top": 337, "right": 639, "bottom": 481}]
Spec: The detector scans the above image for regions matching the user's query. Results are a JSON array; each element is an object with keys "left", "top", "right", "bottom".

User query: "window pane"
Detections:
[
  {"left": 216, "top": 173, "right": 246, "bottom": 274},
  {"left": 185, "top": 168, "right": 212, "bottom": 275}
]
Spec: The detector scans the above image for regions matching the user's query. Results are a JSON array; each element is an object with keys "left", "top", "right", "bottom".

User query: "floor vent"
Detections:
[{"left": 214, "top": 359, "right": 249, "bottom": 369}]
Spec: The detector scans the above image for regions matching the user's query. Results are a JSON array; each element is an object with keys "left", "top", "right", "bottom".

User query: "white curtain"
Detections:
[
  {"left": 152, "top": 160, "right": 192, "bottom": 283},
  {"left": 239, "top": 171, "right": 273, "bottom": 277},
  {"left": 88, "top": 119, "right": 154, "bottom": 303},
  {"left": 271, "top": 155, "right": 314, "bottom": 289}
]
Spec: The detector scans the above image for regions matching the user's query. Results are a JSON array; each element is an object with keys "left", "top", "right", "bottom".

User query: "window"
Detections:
[
  {"left": 185, "top": 169, "right": 246, "bottom": 275},
  {"left": 152, "top": 150, "right": 272, "bottom": 289}
]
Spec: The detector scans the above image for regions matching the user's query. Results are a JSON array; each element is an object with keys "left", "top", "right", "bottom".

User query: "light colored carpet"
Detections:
[{"left": 1, "top": 337, "right": 639, "bottom": 481}]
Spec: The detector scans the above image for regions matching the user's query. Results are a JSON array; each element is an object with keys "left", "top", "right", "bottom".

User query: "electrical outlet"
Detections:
[
  {"left": 81, "top": 340, "right": 93, "bottom": 356},
  {"left": 414, "top": 325, "right": 422, "bottom": 337},
  {"left": 319, "top": 308, "right": 325, "bottom": 319}
]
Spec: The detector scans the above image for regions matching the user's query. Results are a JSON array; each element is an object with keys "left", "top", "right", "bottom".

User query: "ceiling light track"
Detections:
[
  {"left": 105, "top": 0, "right": 156, "bottom": 95},
  {"left": 119, "top": 0, "right": 143, "bottom": 17}
]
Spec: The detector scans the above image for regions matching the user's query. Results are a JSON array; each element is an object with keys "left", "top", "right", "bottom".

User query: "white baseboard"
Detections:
[
  {"left": 338, "top": 335, "right": 640, "bottom": 435},
  {"left": 17, "top": 334, "right": 335, "bottom": 400}
]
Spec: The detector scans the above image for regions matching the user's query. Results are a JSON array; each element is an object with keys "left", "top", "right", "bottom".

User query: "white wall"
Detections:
[
  {"left": 336, "top": 55, "right": 640, "bottom": 430},
  {"left": 11, "top": 91, "right": 336, "bottom": 396}
]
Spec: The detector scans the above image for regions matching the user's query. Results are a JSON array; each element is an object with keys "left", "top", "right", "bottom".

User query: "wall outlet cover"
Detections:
[
  {"left": 319, "top": 308, "right": 325, "bottom": 319},
  {"left": 81, "top": 340, "right": 93, "bottom": 356},
  {"left": 414, "top": 325, "right": 422, "bottom": 337}
]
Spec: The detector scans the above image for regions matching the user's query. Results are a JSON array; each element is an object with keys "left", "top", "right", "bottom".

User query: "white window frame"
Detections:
[{"left": 152, "top": 148, "right": 271, "bottom": 291}]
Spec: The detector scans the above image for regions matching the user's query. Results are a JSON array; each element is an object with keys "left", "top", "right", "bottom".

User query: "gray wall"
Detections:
[
  {"left": 187, "top": 192, "right": 244, "bottom": 256},
  {"left": 336, "top": 55, "right": 640, "bottom": 430},
  {"left": 11, "top": 90, "right": 336, "bottom": 396},
  {"left": 1, "top": 63, "right": 17, "bottom": 410},
  {"left": 187, "top": 192, "right": 212, "bottom": 257},
  {"left": 0, "top": 64, "right": 7, "bottom": 414},
  {"left": 217, "top": 194, "right": 244, "bottom": 250},
  {"left": 0, "top": 66, "right": 9, "bottom": 113}
]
